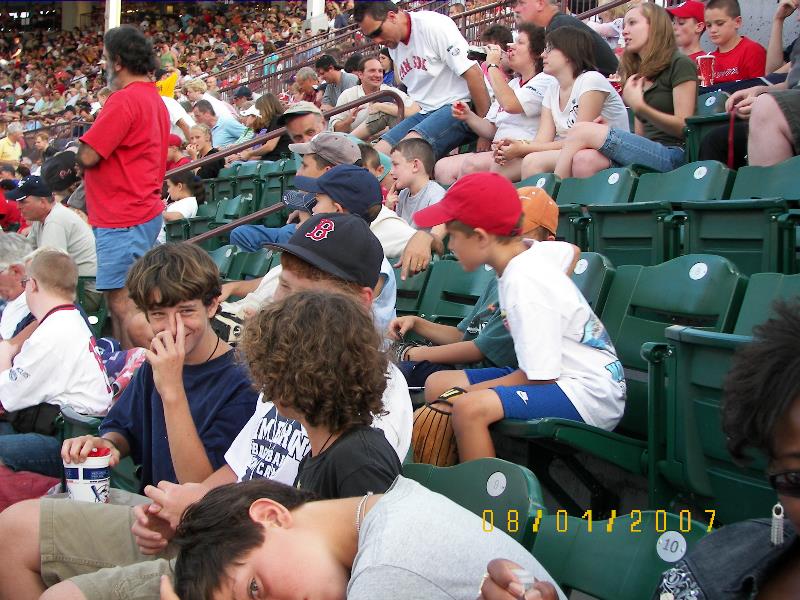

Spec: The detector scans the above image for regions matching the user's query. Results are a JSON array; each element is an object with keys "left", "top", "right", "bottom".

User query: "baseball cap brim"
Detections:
[
  {"left": 287, "top": 141, "right": 314, "bottom": 155},
  {"left": 412, "top": 200, "right": 457, "bottom": 229},
  {"left": 265, "top": 241, "right": 357, "bottom": 284},
  {"left": 4, "top": 188, "right": 26, "bottom": 201},
  {"left": 292, "top": 174, "right": 324, "bottom": 193}
]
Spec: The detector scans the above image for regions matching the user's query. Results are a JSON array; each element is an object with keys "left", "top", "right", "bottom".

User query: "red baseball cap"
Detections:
[
  {"left": 666, "top": 1, "right": 706, "bottom": 23},
  {"left": 413, "top": 172, "right": 522, "bottom": 236},
  {"left": 168, "top": 134, "right": 183, "bottom": 147}
]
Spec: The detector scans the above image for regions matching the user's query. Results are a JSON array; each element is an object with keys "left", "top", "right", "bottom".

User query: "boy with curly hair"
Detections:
[{"left": 241, "top": 290, "right": 401, "bottom": 498}]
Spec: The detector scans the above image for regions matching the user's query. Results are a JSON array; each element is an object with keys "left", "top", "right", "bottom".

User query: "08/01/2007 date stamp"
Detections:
[{"left": 481, "top": 509, "right": 716, "bottom": 535}]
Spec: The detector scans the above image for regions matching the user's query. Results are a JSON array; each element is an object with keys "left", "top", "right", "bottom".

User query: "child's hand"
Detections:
[
  {"left": 388, "top": 316, "right": 417, "bottom": 341},
  {"left": 385, "top": 182, "right": 399, "bottom": 211},
  {"left": 451, "top": 100, "right": 472, "bottom": 121},
  {"left": 775, "top": 0, "right": 799, "bottom": 21}
]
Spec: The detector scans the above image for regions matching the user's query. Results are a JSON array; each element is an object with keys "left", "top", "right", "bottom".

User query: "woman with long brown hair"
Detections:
[
  {"left": 230, "top": 93, "right": 292, "bottom": 162},
  {"left": 553, "top": 2, "right": 697, "bottom": 178}
]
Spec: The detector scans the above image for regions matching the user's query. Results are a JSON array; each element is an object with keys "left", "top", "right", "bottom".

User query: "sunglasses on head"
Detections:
[{"left": 769, "top": 470, "right": 800, "bottom": 498}]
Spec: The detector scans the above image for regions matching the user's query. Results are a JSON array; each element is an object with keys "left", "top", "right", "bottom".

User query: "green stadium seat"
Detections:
[
  {"left": 492, "top": 254, "right": 746, "bottom": 510},
  {"left": 227, "top": 249, "right": 272, "bottom": 281},
  {"left": 403, "top": 458, "right": 545, "bottom": 547},
  {"left": 416, "top": 261, "right": 496, "bottom": 327},
  {"left": 211, "top": 165, "right": 239, "bottom": 202},
  {"left": 57, "top": 406, "right": 140, "bottom": 493},
  {"left": 682, "top": 156, "right": 800, "bottom": 275},
  {"left": 533, "top": 511, "right": 708, "bottom": 600},
  {"left": 211, "top": 193, "right": 254, "bottom": 227},
  {"left": 207, "top": 245, "right": 238, "bottom": 279},
  {"left": 555, "top": 168, "right": 638, "bottom": 250},
  {"left": 235, "top": 162, "right": 264, "bottom": 210},
  {"left": 571, "top": 252, "right": 615, "bottom": 315},
  {"left": 516, "top": 172, "right": 561, "bottom": 198},
  {"left": 587, "top": 161, "right": 734, "bottom": 267},
  {"left": 163, "top": 220, "right": 189, "bottom": 243},
  {"left": 647, "top": 273, "right": 800, "bottom": 523},
  {"left": 683, "top": 91, "right": 731, "bottom": 163},
  {"left": 394, "top": 266, "right": 431, "bottom": 317},
  {"left": 76, "top": 276, "right": 108, "bottom": 338}
]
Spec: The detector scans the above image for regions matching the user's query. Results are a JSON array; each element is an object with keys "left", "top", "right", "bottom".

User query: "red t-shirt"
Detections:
[
  {"left": 166, "top": 156, "right": 192, "bottom": 172},
  {"left": 0, "top": 198, "right": 26, "bottom": 230},
  {"left": 80, "top": 81, "right": 170, "bottom": 228},
  {"left": 712, "top": 36, "right": 767, "bottom": 83}
]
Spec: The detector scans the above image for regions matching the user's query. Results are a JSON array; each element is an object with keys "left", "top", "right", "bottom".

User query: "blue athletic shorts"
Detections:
[
  {"left": 464, "top": 367, "right": 584, "bottom": 422},
  {"left": 95, "top": 215, "right": 162, "bottom": 291}
]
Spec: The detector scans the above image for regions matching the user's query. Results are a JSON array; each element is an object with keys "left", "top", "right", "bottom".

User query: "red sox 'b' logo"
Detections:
[{"left": 305, "top": 218, "right": 335, "bottom": 241}]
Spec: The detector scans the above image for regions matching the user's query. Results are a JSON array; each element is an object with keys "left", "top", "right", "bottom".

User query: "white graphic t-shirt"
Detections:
[
  {"left": 498, "top": 243, "right": 626, "bottom": 430},
  {"left": 542, "top": 70, "right": 629, "bottom": 140},
  {"left": 486, "top": 73, "right": 556, "bottom": 141},
  {"left": 389, "top": 11, "right": 477, "bottom": 113}
]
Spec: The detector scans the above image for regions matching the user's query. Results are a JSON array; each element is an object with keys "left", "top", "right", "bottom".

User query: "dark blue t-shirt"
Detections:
[{"left": 100, "top": 349, "right": 258, "bottom": 489}]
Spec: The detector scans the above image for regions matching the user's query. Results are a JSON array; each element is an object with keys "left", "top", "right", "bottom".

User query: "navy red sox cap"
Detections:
[{"left": 267, "top": 213, "right": 383, "bottom": 289}]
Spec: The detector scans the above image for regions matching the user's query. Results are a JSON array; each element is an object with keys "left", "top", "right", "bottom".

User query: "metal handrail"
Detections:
[{"left": 184, "top": 89, "right": 407, "bottom": 245}]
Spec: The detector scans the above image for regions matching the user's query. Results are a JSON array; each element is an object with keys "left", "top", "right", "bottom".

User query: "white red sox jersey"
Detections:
[
  {"left": 389, "top": 10, "right": 477, "bottom": 114},
  {"left": 0, "top": 305, "right": 113, "bottom": 416}
]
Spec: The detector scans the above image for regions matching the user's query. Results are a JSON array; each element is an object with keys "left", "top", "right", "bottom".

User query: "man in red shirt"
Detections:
[
  {"left": 77, "top": 25, "right": 169, "bottom": 348},
  {"left": 706, "top": 0, "right": 767, "bottom": 83}
]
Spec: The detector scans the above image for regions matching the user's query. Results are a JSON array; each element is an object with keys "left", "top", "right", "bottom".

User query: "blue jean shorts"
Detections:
[
  {"left": 599, "top": 128, "right": 686, "bottom": 173},
  {"left": 95, "top": 215, "right": 162, "bottom": 291},
  {"left": 464, "top": 366, "right": 584, "bottom": 422},
  {"left": 381, "top": 104, "right": 476, "bottom": 160}
]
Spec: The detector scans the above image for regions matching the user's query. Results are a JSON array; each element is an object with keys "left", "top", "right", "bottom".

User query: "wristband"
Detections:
[{"left": 487, "top": 63, "right": 500, "bottom": 69}]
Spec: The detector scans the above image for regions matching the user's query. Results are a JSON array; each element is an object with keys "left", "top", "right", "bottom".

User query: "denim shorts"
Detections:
[
  {"left": 381, "top": 104, "right": 476, "bottom": 160},
  {"left": 599, "top": 128, "right": 686, "bottom": 173},
  {"left": 464, "top": 367, "right": 584, "bottom": 422},
  {"left": 94, "top": 215, "right": 162, "bottom": 291}
]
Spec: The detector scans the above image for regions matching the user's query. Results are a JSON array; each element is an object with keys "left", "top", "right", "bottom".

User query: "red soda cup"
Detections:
[{"left": 697, "top": 54, "right": 715, "bottom": 87}]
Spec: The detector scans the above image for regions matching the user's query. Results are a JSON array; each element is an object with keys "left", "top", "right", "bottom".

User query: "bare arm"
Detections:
[
  {"left": 389, "top": 315, "right": 464, "bottom": 345},
  {"left": 406, "top": 340, "right": 484, "bottom": 365},
  {"left": 628, "top": 79, "right": 697, "bottom": 140},
  {"left": 76, "top": 141, "right": 101, "bottom": 168},
  {"left": 767, "top": 0, "right": 799, "bottom": 73},
  {"left": 462, "top": 64, "right": 490, "bottom": 117}
]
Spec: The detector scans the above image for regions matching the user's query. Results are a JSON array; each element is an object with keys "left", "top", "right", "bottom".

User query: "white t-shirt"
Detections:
[
  {"left": 0, "top": 305, "right": 112, "bottom": 415},
  {"left": 542, "top": 70, "right": 629, "bottom": 139},
  {"left": 498, "top": 243, "right": 626, "bottom": 430},
  {"left": 486, "top": 73, "right": 556, "bottom": 142},
  {"left": 161, "top": 96, "right": 195, "bottom": 142},
  {"left": 224, "top": 362, "right": 412, "bottom": 483},
  {"left": 0, "top": 293, "right": 29, "bottom": 340},
  {"left": 329, "top": 84, "right": 415, "bottom": 131},
  {"left": 389, "top": 11, "right": 477, "bottom": 113},
  {"left": 158, "top": 196, "right": 198, "bottom": 243}
]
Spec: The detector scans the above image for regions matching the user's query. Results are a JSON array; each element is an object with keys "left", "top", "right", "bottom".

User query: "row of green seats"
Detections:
[
  {"left": 204, "top": 157, "right": 297, "bottom": 220},
  {"left": 205, "top": 245, "right": 278, "bottom": 281},
  {"left": 519, "top": 155, "right": 800, "bottom": 276},
  {"left": 404, "top": 458, "right": 708, "bottom": 600},
  {"left": 490, "top": 255, "right": 799, "bottom": 524},
  {"left": 164, "top": 194, "right": 255, "bottom": 250}
]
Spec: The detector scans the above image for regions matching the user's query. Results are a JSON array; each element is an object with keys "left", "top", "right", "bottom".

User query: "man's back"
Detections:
[
  {"left": 348, "top": 476, "right": 568, "bottom": 599},
  {"left": 0, "top": 305, "right": 112, "bottom": 416},
  {"left": 79, "top": 81, "right": 169, "bottom": 228},
  {"left": 30, "top": 203, "right": 96, "bottom": 278}
]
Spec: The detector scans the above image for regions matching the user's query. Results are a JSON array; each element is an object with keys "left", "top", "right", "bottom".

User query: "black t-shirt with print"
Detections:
[{"left": 294, "top": 425, "right": 401, "bottom": 499}]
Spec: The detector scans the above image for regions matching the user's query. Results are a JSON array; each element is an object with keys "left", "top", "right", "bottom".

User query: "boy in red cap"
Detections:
[
  {"left": 667, "top": 1, "right": 706, "bottom": 61},
  {"left": 165, "top": 134, "right": 190, "bottom": 171},
  {"left": 413, "top": 172, "right": 626, "bottom": 461}
]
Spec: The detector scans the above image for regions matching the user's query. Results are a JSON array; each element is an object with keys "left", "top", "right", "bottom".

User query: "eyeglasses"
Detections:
[
  {"left": 364, "top": 20, "right": 386, "bottom": 39},
  {"left": 769, "top": 470, "right": 800, "bottom": 498}
]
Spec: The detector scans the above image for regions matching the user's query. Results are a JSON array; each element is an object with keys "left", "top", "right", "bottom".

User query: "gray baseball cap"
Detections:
[{"left": 288, "top": 132, "right": 360, "bottom": 166}]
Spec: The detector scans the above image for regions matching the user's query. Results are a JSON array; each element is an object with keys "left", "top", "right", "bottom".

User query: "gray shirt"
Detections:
[
  {"left": 30, "top": 202, "right": 97, "bottom": 278},
  {"left": 348, "top": 476, "right": 567, "bottom": 600},
  {"left": 397, "top": 180, "right": 446, "bottom": 228},
  {"left": 322, "top": 70, "right": 359, "bottom": 107}
]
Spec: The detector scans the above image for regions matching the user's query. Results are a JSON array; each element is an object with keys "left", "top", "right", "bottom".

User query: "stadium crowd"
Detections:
[{"left": 0, "top": 0, "right": 799, "bottom": 599}]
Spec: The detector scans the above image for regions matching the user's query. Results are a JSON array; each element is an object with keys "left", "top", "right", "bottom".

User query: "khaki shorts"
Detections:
[
  {"left": 366, "top": 110, "right": 398, "bottom": 136},
  {"left": 769, "top": 89, "right": 800, "bottom": 154},
  {"left": 40, "top": 490, "right": 174, "bottom": 600}
]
